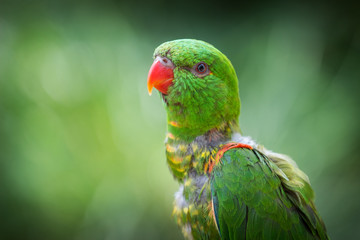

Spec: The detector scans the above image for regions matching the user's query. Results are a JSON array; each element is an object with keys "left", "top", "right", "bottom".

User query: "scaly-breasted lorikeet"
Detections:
[{"left": 147, "top": 39, "right": 328, "bottom": 240}]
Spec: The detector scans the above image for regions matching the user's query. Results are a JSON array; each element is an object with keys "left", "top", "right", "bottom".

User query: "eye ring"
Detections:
[{"left": 195, "top": 62, "right": 208, "bottom": 74}]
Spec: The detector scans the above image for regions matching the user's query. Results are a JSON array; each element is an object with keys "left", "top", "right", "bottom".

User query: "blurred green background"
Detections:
[{"left": 1, "top": 1, "right": 359, "bottom": 239}]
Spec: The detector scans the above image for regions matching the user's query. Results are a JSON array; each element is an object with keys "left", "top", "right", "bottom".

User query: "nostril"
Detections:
[{"left": 158, "top": 56, "right": 174, "bottom": 69}]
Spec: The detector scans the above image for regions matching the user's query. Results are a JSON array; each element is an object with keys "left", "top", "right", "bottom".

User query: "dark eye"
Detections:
[{"left": 195, "top": 62, "right": 207, "bottom": 74}]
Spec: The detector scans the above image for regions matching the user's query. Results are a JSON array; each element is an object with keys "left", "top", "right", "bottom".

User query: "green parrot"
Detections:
[{"left": 147, "top": 39, "right": 328, "bottom": 240}]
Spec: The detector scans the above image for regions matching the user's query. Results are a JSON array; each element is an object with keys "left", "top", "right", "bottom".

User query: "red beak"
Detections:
[{"left": 147, "top": 56, "right": 174, "bottom": 95}]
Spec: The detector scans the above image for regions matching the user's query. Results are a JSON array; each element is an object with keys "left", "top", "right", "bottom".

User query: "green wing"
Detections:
[{"left": 210, "top": 148, "right": 328, "bottom": 240}]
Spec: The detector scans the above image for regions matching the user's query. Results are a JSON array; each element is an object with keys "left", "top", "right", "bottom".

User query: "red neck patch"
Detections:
[{"left": 207, "top": 142, "right": 253, "bottom": 173}]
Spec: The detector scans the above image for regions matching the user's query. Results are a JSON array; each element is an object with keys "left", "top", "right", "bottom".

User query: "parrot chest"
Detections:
[
  {"left": 164, "top": 131, "right": 230, "bottom": 239},
  {"left": 172, "top": 171, "right": 220, "bottom": 240}
]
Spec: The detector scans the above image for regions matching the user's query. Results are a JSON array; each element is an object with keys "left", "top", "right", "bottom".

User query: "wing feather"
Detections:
[{"left": 210, "top": 148, "right": 328, "bottom": 240}]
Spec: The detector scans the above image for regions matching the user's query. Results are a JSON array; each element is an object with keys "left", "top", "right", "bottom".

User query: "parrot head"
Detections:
[{"left": 147, "top": 39, "right": 240, "bottom": 141}]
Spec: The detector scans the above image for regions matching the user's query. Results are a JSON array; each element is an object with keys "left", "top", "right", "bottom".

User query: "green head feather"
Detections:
[{"left": 154, "top": 39, "right": 241, "bottom": 142}]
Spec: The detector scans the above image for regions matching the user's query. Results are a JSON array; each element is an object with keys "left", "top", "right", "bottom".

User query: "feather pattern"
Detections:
[{"left": 168, "top": 130, "right": 328, "bottom": 239}]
